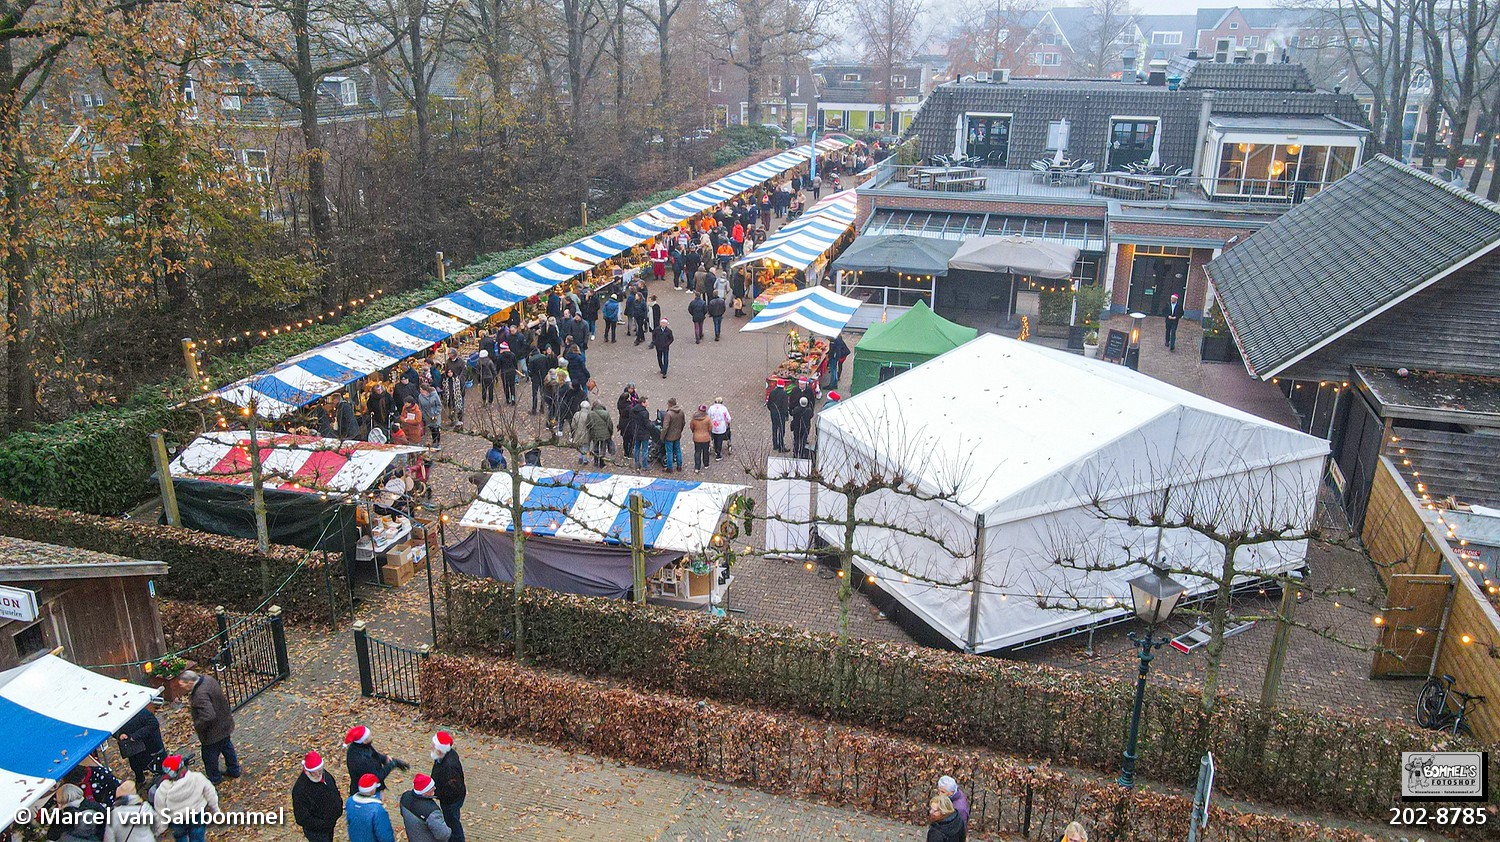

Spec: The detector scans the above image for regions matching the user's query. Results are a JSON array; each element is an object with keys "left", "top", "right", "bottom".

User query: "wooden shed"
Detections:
[{"left": 0, "top": 537, "right": 168, "bottom": 681}]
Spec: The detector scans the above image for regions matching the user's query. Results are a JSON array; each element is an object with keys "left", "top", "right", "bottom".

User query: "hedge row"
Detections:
[
  {"left": 0, "top": 499, "right": 347, "bottom": 622},
  {"left": 159, "top": 599, "right": 223, "bottom": 664},
  {"left": 444, "top": 578, "right": 1486, "bottom": 818},
  {"left": 421, "top": 653, "right": 1382, "bottom": 842},
  {"left": 0, "top": 151, "right": 781, "bottom": 515}
]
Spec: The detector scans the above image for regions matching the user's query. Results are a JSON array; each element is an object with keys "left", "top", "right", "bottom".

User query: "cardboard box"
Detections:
[
  {"left": 387, "top": 541, "right": 425, "bottom": 568},
  {"left": 380, "top": 561, "right": 414, "bottom": 587}
]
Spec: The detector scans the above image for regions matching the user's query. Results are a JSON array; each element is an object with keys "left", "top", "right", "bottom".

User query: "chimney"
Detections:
[
  {"left": 1187, "top": 49, "right": 1199, "bottom": 60},
  {"left": 1279, "top": 49, "right": 1289, "bottom": 64},
  {"left": 1121, "top": 50, "right": 1138, "bottom": 83},
  {"left": 1147, "top": 58, "right": 1169, "bottom": 86}
]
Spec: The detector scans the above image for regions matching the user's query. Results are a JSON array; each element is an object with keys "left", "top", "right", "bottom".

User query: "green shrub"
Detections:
[
  {"left": 0, "top": 499, "right": 345, "bottom": 622},
  {"left": 713, "top": 126, "right": 775, "bottom": 168},
  {"left": 443, "top": 576, "right": 1482, "bottom": 818},
  {"left": 1075, "top": 283, "right": 1109, "bottom": 328},
  {"left": 1037, "top": 288, "right": 1073, "bottom": 325}
]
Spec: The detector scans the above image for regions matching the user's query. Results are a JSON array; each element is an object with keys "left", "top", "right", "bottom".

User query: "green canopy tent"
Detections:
[{"left": 848, "top": 300, "right": 979, "bottom": 395}]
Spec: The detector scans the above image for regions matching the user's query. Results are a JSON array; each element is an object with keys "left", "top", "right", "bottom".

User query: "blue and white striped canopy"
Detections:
[
  {"left": 0, "top": 655, "right": 159, "bottom": 823},
  {"left": 733, "top": 189, "right": 858, "bottom": 271},
  {"left": 741, "top": 285, "right": 862, "bottom": 338},
  {"left": 210, "top": 135, "right": 856, "bottom": 417}
]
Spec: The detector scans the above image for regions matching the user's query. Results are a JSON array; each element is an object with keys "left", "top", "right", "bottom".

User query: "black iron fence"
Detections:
[
  {"left": 354, "top": 622, "right": 428, "bottom": 705},
  {"left": 210, "top": 605, "right": 290, "bottom": 710}
]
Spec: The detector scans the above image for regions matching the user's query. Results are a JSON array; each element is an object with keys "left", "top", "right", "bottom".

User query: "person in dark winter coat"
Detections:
[
  {"left": 366, "top": 383, "right": 394, "bottom": 432},
  {"left": 496, "top": 344, "right": 519, "bottom": 405},
  {"left": 538, "top": 318, "right": 562, "bottom": 355},
  {"left": 631, "top": 291, "right": 650, "bottom": 342},
  {"left": 568, "top": 314, "right": 589, "bottom": 352},
  {"left": 563, "top": 344, "right": 589, "bottom": 388},
  {"left": 707, "top": 295, "right": 727, "bottom": 340},
  {"left": 475, "top": 351, "right": 496, "bottom": 405},
  {"left": 626, "top": 398, "right": 653, "bottom": 469},
  {"left": 687, "top": 297, "right": 708, "bottom": 343},
  {"left": 766, "top": 381, "right": 790, "bottom": 453},
  {"left": 926, "top": 794, "right": 966, "bottom": 842},
  {"left": 790, "top": 396, "right": 814, "bottom": 458},
  {"left": 292, "top": 752, "right": 343, "bottom": 842},
  {"left": 651, "top": 319, "right": 674, "bottom": 378},
  {"left": 649, "top": 295, "right": 662, "bottom": 330},
  {"left": 545, "top": 291, "right": 562, "bottom": 320},
  {"left": 581, "top": 291, "right": 600, "bottom": 339},
  {"left": 617, "top": 385, "right": 638, "bottom": 455},
  {"left": 526, "top": 349, "right": 551, "bottom": 413},
  {"left": 828, "top": 334, "right": 851, "bottom": 387},
  {"left": 182, "top": 671, "right": 238, "bottom": 785},
  {"left": 332, "top": 392, "right": 358, "bottom": 439},
  {"left": 429, "top": 732, "right": 465, "bottom": 842},
  {"left": 115, "top": 705, "right": 166, "bottom": 790},
  {"left": 398, "top": 776, "right": 451, "bottom": 842},
  {"left": 344, "top": 726, "right": 407, "bottom": 793}
]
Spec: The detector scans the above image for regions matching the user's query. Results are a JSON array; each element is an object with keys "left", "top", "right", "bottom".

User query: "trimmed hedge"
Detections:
[
  {"left": 160, "top": 599, "right": 223, "bottom": 663},
  {"left": 422, "top": 653, "right": 1382, "bottom": 842},
  {"left": 0, "top": 151, "right": 780, "bottom": 515},
  {"left": 0, "top": 499, "right": 347, "bottom": 622},
  {"left": 445, "top": 577, "right": 1488, "bottom": 819}
]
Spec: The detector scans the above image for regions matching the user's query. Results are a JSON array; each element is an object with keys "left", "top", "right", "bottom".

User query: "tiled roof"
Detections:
[
  {"left": 1392, "top": 427, "right": 1500, "bottom": 509},
  {"left": 1173, "top": 57, "right": 1314, "bottom": 91},
  {"left": 1207, "top": 156, "right": 1500, "bottom": 379},
  {"left": 0, "top": 536, "right": 165, "bottom": 580}
]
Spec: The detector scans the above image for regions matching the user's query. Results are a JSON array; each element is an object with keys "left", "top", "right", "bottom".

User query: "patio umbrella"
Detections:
[
  {"left": 1147, "top": 145, "right": 1161, "bottom": 169},
  {"left": 1052, "top": 147, "right": 1066, "bottom": 167},
  {"left": 830, "top": 234, "right": 961, "bottom": 277},
  {"left": 948, "top": 236, "right": 1082, "bottom": 327}
]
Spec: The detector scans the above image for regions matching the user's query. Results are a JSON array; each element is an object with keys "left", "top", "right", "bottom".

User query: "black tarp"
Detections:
[
  {"left": 442, "top": 529, "right": 678, "bottom": 599},
  {"left": 170, "top": 478, "right": 358, "bottom": 556}
]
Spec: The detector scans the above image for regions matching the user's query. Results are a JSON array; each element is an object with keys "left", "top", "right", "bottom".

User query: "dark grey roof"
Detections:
[
  {"left": 909, "top": 71, "right": 1365, "bottom": 167},
  {"left": 1136, "top": 13, "right": 1198, "bottom": 34},
  {"left": 1208, "top": 115, "right": 1366, "bottom": 134},
  {"left": 1390, "top": 427, "right": 1500, "bottom": 509},
  {"left": 1207, "top": 156, "right": 1500, "bottom": 379},
  {"left": 1174, "top": 57, "right": 1314, "bottom": 91},
  {"left": 1196, "top": 8, "right": 1233, "bottom": 30},
  {"left": 219, "top": 58, "right": 386, "bottom": 125}
]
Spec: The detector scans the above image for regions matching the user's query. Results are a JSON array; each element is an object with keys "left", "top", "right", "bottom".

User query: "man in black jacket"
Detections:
[
  {"left": 688, "top": 296, "right": 708, "bottom": 343},
  {"left": 707, "top": 294, "right": 727, "bottom": 340},
  {"left": 114, "top": 704, "right": 166, "bottom": 790},
  {"left": 343, "top": 725, "right": 407, "bottom": 792},
  {"left": 430, "top": 731, "right": 466, "bottom": 842},
  {"left": 651, "top": 319, "right": 674, "bottom": 378},
  {"left": 292, "top": 751, "right": 343, "bottom": 842},
  {"left": 496, "top": 343, "right": 520, "bottom": 405},
  {"left": 790, "top": 396, "right": 814, "bottom": 459},
  {"left": 766, "top": 381, "right": 790, "bottom": 453},
  {"left": 1163, "top": 292, "right": 1185, "bottom": 351},
  {"left": 526, "top": 348, "right": 550, "bottom": 414}
]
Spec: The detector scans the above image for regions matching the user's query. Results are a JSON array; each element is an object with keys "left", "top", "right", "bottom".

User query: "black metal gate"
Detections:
[
  {"left": 354, "top": 622, "right": 428, "bottom": 705},
  {"left": 211, "top": 606, "right": 291, "bottom": 710}
]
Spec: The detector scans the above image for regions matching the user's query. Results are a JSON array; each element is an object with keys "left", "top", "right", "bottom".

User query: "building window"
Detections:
[
  {"left": 890, "top": 74, "right": 906, "bottom": 87},
  {"left": 13, "top": 622, "right": 45, "bottom": 661},
  {"left": 74, "top": 93, "right": 105, "bottom": 108},
  {"left": 1229, "top": 21, "right": 1239, "bottom": 29},
  {"left": 1046, "top": 120, "right": 1070, "bottom": 150},
  {"left": 1151, "top": 31, "right": 1182, "bottom": 45},
  {"left": 997, "top": 28, "right": 1010, "bottom": 43},
  {"left": 965, "top": 114, "right": 1011, "bottom": 164},
  {"left": 220, "top": 94, "right": 242, "bottom": 111},
  {"left": 1212, "top": 141, "right": 1359, "bottom": 199},
  {"left": 1044, "top": 33, "right": 1060, "bottom": 46},
  {"left": 1244, "top": 35, "right": 1260, "bottom": 47},
  {"left": 1043, "top": 53, "right": 1061, "bottom": 66},
  {"left": 709, "top": 75, "right": 723, "bottom": 93},
  {"left": 813, "top": 74, "right": 825, "bottom": 86},
  {"left": 340, "top": 79, "right": 357, "bottom": 107},
  {"left": 182, "top": 78, "right": 196, "bottom": 104},
  {"left": 842, "top": 73, "right": 861, "bottom": 82}
]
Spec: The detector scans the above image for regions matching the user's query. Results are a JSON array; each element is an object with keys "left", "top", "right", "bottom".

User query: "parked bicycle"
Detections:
[{"left": 1414, "top": 673, "right": 1484, "bottom": 735}]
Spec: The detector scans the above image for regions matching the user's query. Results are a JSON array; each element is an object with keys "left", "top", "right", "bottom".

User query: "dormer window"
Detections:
[
  {"left": 325, "top": 76, "right": 357, "bottom": 107},
  {"left": 842, "top": 73, "right": 860, "bottom": 82},
  {"left": 890, "top": 74, "right": 906, "bottom": 87}
]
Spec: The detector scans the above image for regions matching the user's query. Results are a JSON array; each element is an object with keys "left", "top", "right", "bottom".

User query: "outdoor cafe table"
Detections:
[{"left": 909, "top": 166, "right": 978, "bottom": 190}]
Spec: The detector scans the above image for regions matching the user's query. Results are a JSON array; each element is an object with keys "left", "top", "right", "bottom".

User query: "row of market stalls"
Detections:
[{"left": 208, "top": 135, "right": 858, "bottom": 419}]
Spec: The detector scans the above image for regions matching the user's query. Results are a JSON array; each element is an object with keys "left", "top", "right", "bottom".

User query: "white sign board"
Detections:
[{"left": 0, "top": 585, "right": 39, "bottom": 622}]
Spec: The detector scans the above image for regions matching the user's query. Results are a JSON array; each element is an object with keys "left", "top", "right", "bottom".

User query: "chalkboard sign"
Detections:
[{"left": 1103, "top": 329, "right": 1129, "bottom": 364}]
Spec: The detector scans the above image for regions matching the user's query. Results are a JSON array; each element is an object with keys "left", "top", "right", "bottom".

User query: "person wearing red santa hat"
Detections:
[
  {"left": 399, "top": 773, "right": 453, "bottom": 842},
  {"left": 343, "top": 725, "right": 407, "bottom": 794},
  {"left": 152, "top": 754, "right": 218, "bottom": 842},
  {"left": 344, "top": 774, "right": 395, "bottom": 842},
  {"left": 429, "top": 731, "right": 467, "bottom": 842},
  {"left": 292, "top": 750, "right": 343, "bottom": 842}
]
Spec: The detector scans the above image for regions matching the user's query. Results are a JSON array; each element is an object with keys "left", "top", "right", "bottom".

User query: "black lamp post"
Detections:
[{"left": 1119, "top": 569, "right": 1187, "bottom": 788}]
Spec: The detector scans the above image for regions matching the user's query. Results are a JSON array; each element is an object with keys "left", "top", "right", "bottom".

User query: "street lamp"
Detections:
[
  {"left": 1124, "top": 311, "right": 1147, "bottom": 370},
  {"left": 1118, "top": 569, "right": 1187, "bottom": 788}
]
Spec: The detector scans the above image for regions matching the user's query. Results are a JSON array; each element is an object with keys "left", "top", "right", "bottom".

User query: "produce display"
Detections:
[
  {"left": 751, "top": 276, "right": 800, "bottom": 312},
  {"left": 769, "top": 328, "right": 828, "bottom": 385}
]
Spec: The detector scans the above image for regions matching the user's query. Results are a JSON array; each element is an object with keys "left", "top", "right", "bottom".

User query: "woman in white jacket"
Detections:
[{"left": 104, "top": 781, "right": 158, "bottom": 842}]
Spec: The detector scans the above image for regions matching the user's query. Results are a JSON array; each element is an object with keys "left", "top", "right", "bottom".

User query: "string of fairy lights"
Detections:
[{"left": 1385, "top": 431, "right": 1500, "bottom": 658}]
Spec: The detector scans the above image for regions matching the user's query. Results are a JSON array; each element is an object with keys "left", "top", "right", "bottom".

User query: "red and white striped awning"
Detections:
[{"left": 169, "top": 431, "right": 424, "bottom": 495}]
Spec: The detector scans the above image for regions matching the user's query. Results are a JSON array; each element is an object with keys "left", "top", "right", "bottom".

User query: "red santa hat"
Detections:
[
  {"left": 344, "top": 725, "right": 373, "bottom": 745},
  {"left": 412, "top": 774, "right": 436, "bottom": 796},
  {"left": 161, "top": 755, "right": 185, "bottom": 778},
  {"left": 303, "top": 751, "right": 324, "bottom": 774},
  {"left": 357, "top": 774, "right": 380, "bottom": 796},
  {"left": 432, "top": 731, "right": 454, "bottom": 755}
]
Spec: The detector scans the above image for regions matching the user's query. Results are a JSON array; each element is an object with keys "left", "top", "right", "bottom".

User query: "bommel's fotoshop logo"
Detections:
[{"left": 1401, "top": 752, "right": 1490, "bottom": 801}]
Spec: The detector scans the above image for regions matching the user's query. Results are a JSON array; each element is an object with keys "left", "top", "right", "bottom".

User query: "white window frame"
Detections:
[
  {"left": 842, "top": 73, "right": 861, "bottom": 82},
  {"left": 221, "top": 94, "right": 242, "bottom": 111},
  {"left": 340, "top": 78, "right": 358, "bottom": 107},
  {"left": 1229, "top": 21, "right": 1239, "bottom": 29},
  {"left": 1151, "top": 31, "right": 1182, "bottom": 46},
  {"left": 1243, "top": 35, "right": 1261, "bottom": 47},
  {"left": 890, "top": 74, "right": 906, "bottom": 87},
  {"left": 709, "top": 75, "right": 723, "bottom": 93},
  {"left": 182, "top": 78, "right": 197, "bottom": 103},
  {"left": 1046, "top": 119, "right": 1070, "bottom": 151},
  {"left": 1043, "top": 53, "right": 1061, "bottom": 66}
]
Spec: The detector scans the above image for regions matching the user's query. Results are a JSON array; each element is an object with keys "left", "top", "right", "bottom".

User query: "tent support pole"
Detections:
[
  {"left": 966, "top": 513, "right": 986, "bottom": 654},
  {"left": 630, "top": 491, "right": 647, "bottom": 604},
  {"left": 150, "top": 433, "right": 181, "bottom": 528}
]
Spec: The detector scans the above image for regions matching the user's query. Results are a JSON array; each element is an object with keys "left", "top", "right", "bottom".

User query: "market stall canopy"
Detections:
[
  {"left": 208, "top": 135, "right": 857, "bottom": 418},
  {"left": 741, "top": 286, "right": 862, "bottom": 337},
  {"left": 460, "top": 468, "right": 748, "bottom": 554},
  {"left": 814, "top": 334, "right": 1328, "bottom": 652},
  {"left": 170, "top": 431, "right": 424, "bottom": 495},
  {"left": 732, "top": 189, "right": 858, "bottom": 270},
  {"left": 948, "top": 236, "right": 1079, "bottom": 278},
  {"left": 442, "top": 530, "right": 678, "bottom": 599},
  {"left": 0, "top": 655, "right": 159, "bottom": 826},
  {"left": 848, "top": 301, "right": 978, "bottom": 395},
  {"left": 829, "top": 234, "right": 961, "bottom": 277}
]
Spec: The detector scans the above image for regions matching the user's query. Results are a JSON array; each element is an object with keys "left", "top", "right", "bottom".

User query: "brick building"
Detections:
[{"left": 858, "top": 59, "right": 1367, "bottom": 326}]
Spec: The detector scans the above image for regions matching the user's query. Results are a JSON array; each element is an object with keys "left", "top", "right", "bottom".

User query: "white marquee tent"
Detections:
[{"left": 811, "top": 334, "right": 1329, "bottom": 652}]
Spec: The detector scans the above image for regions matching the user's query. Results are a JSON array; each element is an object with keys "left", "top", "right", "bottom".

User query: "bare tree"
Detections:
[
  {"left": 1308, "top": 0, "right": 1421, "bottom": 156},
  {"left": 852, "top": 0, "right": 925, "bottom": 134},
  {"left": 1415, "top": 0, "right": 1500, "bottom": 173},
  {"left": 372, "top": 0, "right": 464, "bottom": 187},
  {"left": 704, "top": 0, "right": 833, "bottom": 128},
  {"left": 1079, "top": 0, "right": 1136, "bottom": 76},
  {"left": 942, "top": 0, "right": 1044, "bottom": 77},
  {"left": 627, "top": 0, "right": 688, "bottom": 102}
]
